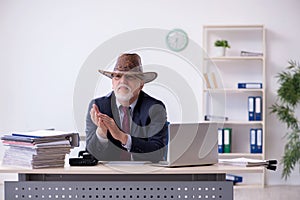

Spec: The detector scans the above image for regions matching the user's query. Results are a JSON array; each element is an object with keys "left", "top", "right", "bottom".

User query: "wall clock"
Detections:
[{"left": 165, "top": 28, "right": 189, "bottom": 52}]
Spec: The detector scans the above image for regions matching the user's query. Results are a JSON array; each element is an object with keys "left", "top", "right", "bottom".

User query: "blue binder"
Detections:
[
  {"left": 250, "top": 128, "right": 257, "bottom": 153},
  {"left": 226, "top": 174, "right": 243, "bottom": 183},
  {"left": 248, "top": 96, "right": 255, "bottom": 121},
  {"left": 238, "top": 82, "right": 262, "bottom": 89},
  {"left": 256, "top": 128, "right": 263, "bottom": 153},
  {"left": 255, "top": 96, "right": 262, "bottom": 120},
  {"left": 218, "top": 128, "right": 224, "bottom": 153}
]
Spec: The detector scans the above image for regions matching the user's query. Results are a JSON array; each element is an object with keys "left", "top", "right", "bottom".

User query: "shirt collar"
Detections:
[{"left": 116, "top": 98, "right": 138, "bottom": 111}]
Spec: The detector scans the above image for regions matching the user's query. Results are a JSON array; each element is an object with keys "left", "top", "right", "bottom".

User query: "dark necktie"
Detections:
[{"left": 120, "top": 106, "right": 131, "bottom": 160}]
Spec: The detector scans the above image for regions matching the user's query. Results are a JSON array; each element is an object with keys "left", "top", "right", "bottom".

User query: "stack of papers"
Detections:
[
  {"left": 219, "top": 157, "right": 270, "bottom": 167},
  {"left": 240, "top": 51, "right": 263, "bottom": 57},
  {"left": 1, "top": 130, "right": 79, "bottom": 169}
]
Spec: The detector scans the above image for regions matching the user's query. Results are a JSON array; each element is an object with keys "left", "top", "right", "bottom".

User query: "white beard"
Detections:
[{"left": 114, "top": 83, "right": 134, "bottom": 102}]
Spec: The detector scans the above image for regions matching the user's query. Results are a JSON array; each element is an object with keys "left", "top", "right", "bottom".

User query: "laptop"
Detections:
[{"left": 155, "top": 122, "right": 220, "bottom": 167}]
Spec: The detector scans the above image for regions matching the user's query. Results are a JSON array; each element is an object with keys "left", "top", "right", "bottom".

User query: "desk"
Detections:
[{"left": 0, "top": 164, "right": 261, "bottom": 200}]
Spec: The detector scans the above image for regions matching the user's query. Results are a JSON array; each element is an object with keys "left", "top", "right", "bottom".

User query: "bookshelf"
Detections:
[{"left": 202, "top": 25, "right": 266, "bottom": 187}]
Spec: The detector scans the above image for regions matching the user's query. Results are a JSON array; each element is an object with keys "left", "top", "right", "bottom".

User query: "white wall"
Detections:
[{"left": 1, "top": 0, "right": 300, "bottom": 185}]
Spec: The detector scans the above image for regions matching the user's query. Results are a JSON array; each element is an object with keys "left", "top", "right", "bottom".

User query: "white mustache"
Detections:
[
  {"left": 115, "top": 83, "right": 133, "bottom": 102},
  {"left": 117, "top": 83, "right": 131, "bottom": 91}
]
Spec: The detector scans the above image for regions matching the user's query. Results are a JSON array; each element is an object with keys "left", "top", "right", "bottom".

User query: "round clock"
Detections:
[{"left": 166, "top": 29, "right": 189, "bottom": 52}]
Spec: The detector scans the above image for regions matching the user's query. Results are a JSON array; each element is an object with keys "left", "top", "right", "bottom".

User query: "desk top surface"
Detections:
[{"left": 0, "top": 163, "right": 264, "bottom": 174}]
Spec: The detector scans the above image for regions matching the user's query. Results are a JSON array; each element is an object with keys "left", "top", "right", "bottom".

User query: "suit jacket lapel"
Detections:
[
  {"left": 110, "top": 92, "right": 121, "bottom": 128},
  {"left": 131, "top": 111, "right": 140, "bottom": 136},
  {"left": 131, "top": 91, "right": 145, "bottom": 136}
]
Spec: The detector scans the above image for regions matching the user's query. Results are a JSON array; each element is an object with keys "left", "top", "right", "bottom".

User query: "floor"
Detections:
[
  {"left": 234, "top": 185, "right": 300, "bottom": 200},
  {"left": 1, "top": 184, "right": 299, "bottom": 199}
]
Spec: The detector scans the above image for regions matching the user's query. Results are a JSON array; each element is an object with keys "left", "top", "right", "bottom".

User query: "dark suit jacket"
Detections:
[{"left": 85, "top": 91, "right": 168, "bottom": 162}]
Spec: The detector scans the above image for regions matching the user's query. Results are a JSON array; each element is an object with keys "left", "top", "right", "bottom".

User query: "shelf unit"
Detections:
[{"left": 202, "top": 25, "right": 266, "bottom": 187}]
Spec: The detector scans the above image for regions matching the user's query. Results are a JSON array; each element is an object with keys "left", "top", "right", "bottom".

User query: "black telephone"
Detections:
[{"left": 69, "top": 150, "right": 98, "bottom": 166}]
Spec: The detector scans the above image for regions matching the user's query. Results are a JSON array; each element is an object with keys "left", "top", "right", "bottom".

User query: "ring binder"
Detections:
[
  {"left": 248, "top": 97, "right": 255, "bottom": 121},
  {"left": 255, "top": 96, "right": 262, "bottom": 120}
]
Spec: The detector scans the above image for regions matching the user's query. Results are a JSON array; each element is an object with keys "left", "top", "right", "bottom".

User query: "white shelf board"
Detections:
[
  {"left": 223, "top": 121, "right": 263, "bottom": 125},
  {"left": 204, "top": 88, "right": 263, "bottom": 93},
  {"left": 219, "top": 153, "right": 264, "bottom": 159},
  {"left": 203, "top": 25, "right": 264, "bottom": 29},
  {"left": 205, "top": 56, "right": 264, "bottom": 61}
]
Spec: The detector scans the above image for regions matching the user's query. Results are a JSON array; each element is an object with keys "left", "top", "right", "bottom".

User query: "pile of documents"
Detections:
[
  {"left": 1, "top": 130, "right": 79, "bottom": 169},
  {"left": 240, "top": 51, "right": 263, "bottom": 57},
  {"left": 219, "top": 157, "right": 268, "bottom": 167},
  {"left": 219, "top": 157, "right": 277, "bottom": 170}
]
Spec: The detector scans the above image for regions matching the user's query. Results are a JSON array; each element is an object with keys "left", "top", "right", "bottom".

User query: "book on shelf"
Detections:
[
  {"left": 204, "top": 115, "right": 228, "bottom": 122},
  {"left": 248, "top": 96, "right": 262, "bottom": 121},
  {"left": 255, "top": 96, "right": 262, "bottom": 120},
  {"left": 248, "top": 96, "right": 255, "bottom": 121},
  {"left": 250, "top": 129, "right": 256, "bottom": 153},
  {"left": 1, "top": 130, "right": 80, "bottom": 169},
  {"left": 240, "top": 51, "right": 263, "bottom": 57},
  {"left": 223, "top": 128, "right": 232, "bottom": 153},
  {"left": 238, "top": 82, "right": 262, "bottom": 89},
  {"left": 250, "top": 128, "right": 263, "bottom": 154},
  {"left": 203, "top": 73, "right": 212, "bottom": 88},
  {"left": 218, "top": 128, "right": 232, "bottom": 153},
  {"left": 218, "top": 128, "right": 224, "bottom": 153},
  {"left": 203, "top": 72, "right": 220, "bottom": 89},
  {"left": 256, "top": 128, "right": 263, "bottom": 153}
]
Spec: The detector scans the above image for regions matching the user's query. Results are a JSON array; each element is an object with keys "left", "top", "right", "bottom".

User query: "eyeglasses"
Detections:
[{"left": 112, "top": 73, "right": 140, "bottom": 81}]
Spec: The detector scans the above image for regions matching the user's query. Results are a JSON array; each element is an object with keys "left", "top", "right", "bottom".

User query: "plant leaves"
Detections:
[{"left": 270, "top": 60, "right": 300, "bottom": 179}]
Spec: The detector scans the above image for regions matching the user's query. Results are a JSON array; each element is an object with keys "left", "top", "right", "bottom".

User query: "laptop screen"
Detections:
[{"left": 166, "top": 122, "right": 220, "bottom": 166}]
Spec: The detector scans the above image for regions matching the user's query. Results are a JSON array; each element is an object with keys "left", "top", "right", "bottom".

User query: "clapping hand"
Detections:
[{"left": 90, "top": 104, "right": 128, "bottom": 144}]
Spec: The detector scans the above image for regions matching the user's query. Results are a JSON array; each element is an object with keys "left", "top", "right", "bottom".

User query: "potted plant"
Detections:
[
  {"left": 270, "top": 60, "right": 300, "bottom": 180},
  {"left": 214, "top": 40, "right": 230, "bottom": 56}
]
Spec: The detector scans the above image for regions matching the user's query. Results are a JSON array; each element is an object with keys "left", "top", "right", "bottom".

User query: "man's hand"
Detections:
[
  {"left": 99, "top": 113, "right": 128, "bottom": 145},
  {"left": 90, "top": 104, "right": 107, "bottom": 138}
]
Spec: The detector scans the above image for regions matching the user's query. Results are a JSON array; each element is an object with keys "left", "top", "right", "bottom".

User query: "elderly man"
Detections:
[{"left": 85, "top": 53, "right": 168, "bottom": 162}]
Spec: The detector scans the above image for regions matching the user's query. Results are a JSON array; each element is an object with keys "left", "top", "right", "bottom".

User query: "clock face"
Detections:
[{"left": 166, "top": 29, "right": 189, "bottom": 52}]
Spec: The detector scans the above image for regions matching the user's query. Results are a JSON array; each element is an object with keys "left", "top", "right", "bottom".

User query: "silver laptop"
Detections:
[{"left": 156, "top": 122, "right": 219, "bottom": 167}]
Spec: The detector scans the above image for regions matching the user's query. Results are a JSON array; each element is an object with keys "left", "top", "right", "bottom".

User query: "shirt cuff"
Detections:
[
  {"left": 96, "top": 131, "right": 109, "bottom": 143},
  {"left": 122, "top": 134, "right": 132, "bottom": 151}
]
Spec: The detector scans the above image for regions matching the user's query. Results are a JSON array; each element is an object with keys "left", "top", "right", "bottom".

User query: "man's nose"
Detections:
[{"left": 119, "top": 74, "right": 128, "bottom": 83}]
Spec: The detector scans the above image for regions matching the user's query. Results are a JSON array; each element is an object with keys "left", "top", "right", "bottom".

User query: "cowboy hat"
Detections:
[{"left": 98, "top": 53, "right": 157, "bottom": 83}]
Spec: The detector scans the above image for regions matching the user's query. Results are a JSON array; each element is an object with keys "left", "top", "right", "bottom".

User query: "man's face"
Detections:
[{"left": 112, "top": 72, "right": 144, "bottom": 103}]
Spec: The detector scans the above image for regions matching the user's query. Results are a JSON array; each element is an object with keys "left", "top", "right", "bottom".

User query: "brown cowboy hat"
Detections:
[{"left": 98, "top": 53, "right": 157, "bottom": 83}]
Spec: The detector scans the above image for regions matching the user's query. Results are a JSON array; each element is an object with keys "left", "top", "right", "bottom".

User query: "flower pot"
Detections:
[{"left": 215, "top": 47, "right": 226, "bottom": 57}]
